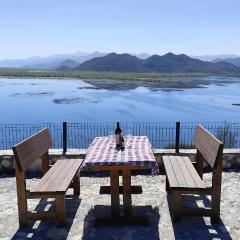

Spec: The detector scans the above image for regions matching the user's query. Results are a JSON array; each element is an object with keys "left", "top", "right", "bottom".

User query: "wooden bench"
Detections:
[
  {"left": 12, "top": 128, "right": 83, "bottom": 227},
  {"left": 163, "top": 124, "right": 223, "bottom": 224}
]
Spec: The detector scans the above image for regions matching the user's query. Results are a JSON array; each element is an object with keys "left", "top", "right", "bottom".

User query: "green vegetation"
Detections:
[
  {"left": 0, "top": 68, "right": 231, "bottom": 81},
  {"left": 215, "top": 121, "right": 239, "bottom": 148},
  {"left": 0, "top": 68, "right": 207, "bottom": 80}
]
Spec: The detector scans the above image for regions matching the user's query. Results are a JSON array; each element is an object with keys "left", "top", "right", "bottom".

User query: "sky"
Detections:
[{"left": 0, "top": 0, "right": 240, "bottom": 59}]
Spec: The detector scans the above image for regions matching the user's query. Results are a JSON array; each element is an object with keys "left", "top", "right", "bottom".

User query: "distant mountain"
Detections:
[
  {"left": 55, "top": 59, "right": 79, "bottom": 69},
  {"left": 74, "top": 53, "right": 143, "bottom": 72},
  {"left": 0, "top": 51, "right": 107, "bottom": 69},
  {"left": 56, "top": 66, "right": 71, "bottom": 71},
  {"left": 133, "top": 53, "right": 151, "bottom": 59},
  {"left": 191, "top": 54, "right": 239, "bottom": 62},
  {"left": 72, "top": 52, "right": 240, "bottom": 74},
  {"left": 142, "top": 53, "right": 240, "bottom": 74},
  {"left": 213, "top": 57, "right": 240, "bottom": 67},
  {"left": 2, "top": 51, "right": 240, "bottom": 74}
]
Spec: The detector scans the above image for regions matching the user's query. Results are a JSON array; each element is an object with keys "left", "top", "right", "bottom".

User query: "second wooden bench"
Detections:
[{"left": 163, "top": 124, "right": 223, "bottom": 224}]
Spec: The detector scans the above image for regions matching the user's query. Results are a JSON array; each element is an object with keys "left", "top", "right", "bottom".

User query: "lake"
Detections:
[{"left": 0, "top": 76, "right": 240, "bottom": 123}]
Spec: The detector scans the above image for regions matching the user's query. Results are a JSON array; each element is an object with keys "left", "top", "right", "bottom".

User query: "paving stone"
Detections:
[{"left": 0, "top": 172, "right": 239, "bottom": 239}]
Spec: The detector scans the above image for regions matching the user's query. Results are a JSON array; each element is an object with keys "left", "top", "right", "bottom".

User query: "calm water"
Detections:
[{"left": 0, "top": 77, "right": 240, "bottom": 123}]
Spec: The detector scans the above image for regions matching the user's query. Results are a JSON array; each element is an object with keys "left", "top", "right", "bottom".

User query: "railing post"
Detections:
[
  {"left": 63, "top": 122, "right": 67, "bottom": 153},
  {"left": 175, "top": 122, "right": 180, "bottom": 153}
]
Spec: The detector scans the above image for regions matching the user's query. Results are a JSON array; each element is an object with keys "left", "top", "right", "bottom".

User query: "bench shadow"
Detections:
[
  {"left": 11, "top": 194, "right": 81, "bottom": 239},
  {"left": 82, "top": 205, "right": 160, "bottom": 240},
  {"left": 166, "top": 193, "right": 232, "bottom": 240}
]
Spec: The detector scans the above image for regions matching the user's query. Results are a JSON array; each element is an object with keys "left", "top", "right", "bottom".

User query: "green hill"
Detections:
[
  {"left": 72, "top": 52, "right": 240, "bottom": 74},
  {"left": 143, "top": 53, "right": 240, "bottom": 74},
  {"left": 75, "top": 53, "right": 143, "bottom": 72}
]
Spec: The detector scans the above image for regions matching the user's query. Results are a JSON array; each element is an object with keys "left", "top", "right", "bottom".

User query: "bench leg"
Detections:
[
  {"left": 166, "top": 176, "right": 170, "bottom": 192},
  {"left": 211, "top": 167, "right": 222, "bottom": 224},
  {"left": 73, "top": 171, "right": 80, "bottom": 195},
  {"left": 211, "top": 190, "right": 221, "bottom": 223},
  {"left": 172, "top": 191, "right": 182, "bottom": 223},
  {"left": 56, "top": 194, "right": 66, "bottom": 227},
  {"left": 18, "top": 196, "right": 28, "bottom": 227},
  {"left": 211, "top": 193, "right": 221, "bottom": 224},
  {"left": 16, "top": 169, "right": 28, "bottom": 227}
]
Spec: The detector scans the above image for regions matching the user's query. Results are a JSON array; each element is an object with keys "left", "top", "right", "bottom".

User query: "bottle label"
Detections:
[{"left": 115, "top": 134, "right": 121, "bottom": 146}]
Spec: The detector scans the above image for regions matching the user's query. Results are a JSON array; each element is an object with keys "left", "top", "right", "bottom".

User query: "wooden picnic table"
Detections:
[{"left": 81, "top": 135, "right": 158, "bottom": 225}]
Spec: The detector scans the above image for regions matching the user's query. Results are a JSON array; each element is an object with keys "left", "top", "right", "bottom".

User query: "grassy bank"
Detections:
[{"left": 0, "top": 68, "right": 219, "bottom": 81}]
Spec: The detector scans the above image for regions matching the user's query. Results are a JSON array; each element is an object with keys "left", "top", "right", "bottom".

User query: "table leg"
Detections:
[
  {"left": 110, "top": 168, "right": 120, "bottom": 217},
  {"left": 95, "top": 167, "right": 148, "bottom": 226},
  {"left": 122, "top": 168, "right": 132, "bottom": 216}
]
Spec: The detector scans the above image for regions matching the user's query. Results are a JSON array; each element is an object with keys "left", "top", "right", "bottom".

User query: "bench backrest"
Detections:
[
  {"left": 12, "top": 128, "right": 52, "bottom": 172},
  {"left": 194, "top": 125, "right": 223, "bottom": 169}
]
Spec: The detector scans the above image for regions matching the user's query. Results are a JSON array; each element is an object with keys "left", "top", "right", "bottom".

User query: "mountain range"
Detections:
[
  {"left": 59, "top": 52, "right": 240, "bottom": 74},
  {"left": 0, "top": 51, "right": 149, "bottom": 69},
  {"left": 1, "top": 51, "right": 240, "bottom": 74},
  {"left": 190, "top": 54, "right": 239, "bottom": 62},
  {"left": 213, "top": 57, "right": 240, "bottom": 68},
  {"left": 0, "top": 51, "right": 107, "bottom": 69}
]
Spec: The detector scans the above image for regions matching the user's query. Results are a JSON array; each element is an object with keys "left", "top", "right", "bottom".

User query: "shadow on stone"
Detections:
[
  {"left": 11, "top": 195, "right": 81, "bottom": 239},
  {"left": 166, "top": 193, "right": 232, "bottom": 239},
  {"left": 82, "top": 205, "right": 160, "bottom": 240}
]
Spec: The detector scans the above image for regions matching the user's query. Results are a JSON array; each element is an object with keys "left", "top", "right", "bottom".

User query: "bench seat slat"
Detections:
[
  {"left": 170, "top": 156, "right": 188, "bottom": 187},
  {"left": 36, "top": 160, "right": 70, "bottom": 192},
  {"left": 176, "top": 156, "right": 196, "bottom": 188},
  {"left": 57, "top": 160, "right": 82, "bottom": 192},
  {"left": 183, "top": 156, "right": 206, "bottom": 189},
  {"left": 44, "top": 159, "right": 76, "bottom": 192},
  {"left": 163, "top": 156, "right": 206, "bottom": 190},
  {"left": 162, "top": 156, "right": 179, "bottom": 188},
  {"left": 31, "top": 159, "right": 82, "bottom": 194},
  {"left": 30, "top": 159, "right": 63, "bottom": 191}
]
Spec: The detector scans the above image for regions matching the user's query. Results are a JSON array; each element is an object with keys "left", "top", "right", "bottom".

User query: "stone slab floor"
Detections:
[{"left": 0, "top": 171, "right": 239, "bottom": 240}]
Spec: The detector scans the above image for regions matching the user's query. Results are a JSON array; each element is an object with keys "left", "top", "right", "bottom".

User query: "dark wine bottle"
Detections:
[{"left": 115, "top": 122, "right": 122, "bottom": 148}]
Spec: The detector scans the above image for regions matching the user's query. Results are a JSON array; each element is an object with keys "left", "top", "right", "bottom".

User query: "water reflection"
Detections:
[{"left": 0, "top": 76, "right": 239, "bottom": 123}]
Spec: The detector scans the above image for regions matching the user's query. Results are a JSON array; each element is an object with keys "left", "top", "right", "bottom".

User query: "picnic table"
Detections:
[{"left": 81, "top": 135, "right": 158, "bottom": 225}]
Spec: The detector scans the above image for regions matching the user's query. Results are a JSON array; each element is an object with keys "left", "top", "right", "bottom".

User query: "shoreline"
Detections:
[
  {"left": 0, "top": 70, "right": 240, "bottom": 90},
  {"left": 1, "top": 69, "right": 240, "bottom": 81}
]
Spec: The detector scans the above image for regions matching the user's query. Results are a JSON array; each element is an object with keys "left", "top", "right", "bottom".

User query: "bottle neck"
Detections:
[{"left": 115, "top": 122, "right": 121, "bottom": 132}]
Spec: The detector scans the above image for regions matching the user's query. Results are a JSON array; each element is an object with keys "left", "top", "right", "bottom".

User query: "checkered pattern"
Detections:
[{"left": 81, "top": 135, "right": 159, "bottom": 175}]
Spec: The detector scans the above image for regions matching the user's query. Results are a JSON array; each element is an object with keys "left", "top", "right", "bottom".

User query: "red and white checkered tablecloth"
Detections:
[{"left": 81, "top": 135, "right": 159, "bottom": 175}]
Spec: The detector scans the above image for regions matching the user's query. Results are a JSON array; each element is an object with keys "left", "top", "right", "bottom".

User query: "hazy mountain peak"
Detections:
[
  {"left": 164, "top": 52, "right": 175, "bottom": 57},
  {"left": 55, "top": 59, "right": 79, "bottom": 69},
  {"left": 132, "top": 53, "right": 150, "bottom": 59},
  {"left": 213, "top": 57, "right": 240, "bottom": 67},
  {"left": 191, "top": 54, "right": 240, "bottom": 62},
  {"left": 108, "top": 52, "right": 117, "bottom": 56},
  {"left": 0, "top": 51, "right": 108, "bottom": 69}
]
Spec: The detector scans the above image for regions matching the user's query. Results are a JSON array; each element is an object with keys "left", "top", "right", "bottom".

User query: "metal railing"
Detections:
[{"left": 0, "top": 122, "right": 240, "bottom": 153}]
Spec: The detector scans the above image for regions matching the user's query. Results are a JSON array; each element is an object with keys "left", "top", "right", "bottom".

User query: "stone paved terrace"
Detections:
[{"left": 0, "top": 171, "right": 239, "bottom": 240}]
